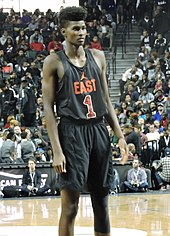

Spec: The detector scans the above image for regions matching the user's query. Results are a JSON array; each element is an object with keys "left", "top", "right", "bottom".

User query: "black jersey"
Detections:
[{"left": 56, "top": 49, "right": 107, "bottom": 120}]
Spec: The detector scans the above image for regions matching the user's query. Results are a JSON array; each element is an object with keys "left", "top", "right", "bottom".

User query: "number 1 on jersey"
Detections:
[{"left": 83, "top": 95, "right": 96, "bottom": 118}]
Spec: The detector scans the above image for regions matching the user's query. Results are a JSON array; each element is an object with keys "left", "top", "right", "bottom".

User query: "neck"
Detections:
[{"left": 65, "top": 45, "right": 85, "bottom": 59}]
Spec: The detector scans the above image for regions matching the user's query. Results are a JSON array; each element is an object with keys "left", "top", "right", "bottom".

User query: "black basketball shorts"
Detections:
[{"left": 58, "top": 117, "right": 114, "bottom": 193}]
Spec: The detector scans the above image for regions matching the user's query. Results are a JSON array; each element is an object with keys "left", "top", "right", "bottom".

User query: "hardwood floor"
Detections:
[{"left": 0, "top": 191, "right": 170, "bottom": 236}]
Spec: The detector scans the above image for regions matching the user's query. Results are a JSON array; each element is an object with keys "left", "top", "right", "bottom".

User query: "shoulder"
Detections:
[
  {"left": 88, "top": 48, "right": 106, "bottom": 69},
  {"left": 89, "top": 48, "right": 105, "bottom": 59},
  {"left": 43, "top": 52, "right": 62, "bottom": 71}
]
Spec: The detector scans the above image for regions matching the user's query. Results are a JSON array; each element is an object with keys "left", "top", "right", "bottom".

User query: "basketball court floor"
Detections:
[{"left": 0, "top": 191, "right": 170, "bottom": 236}]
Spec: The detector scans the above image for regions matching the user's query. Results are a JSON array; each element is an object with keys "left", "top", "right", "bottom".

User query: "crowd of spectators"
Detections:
[
  {"left": 0, "top": 1, "right": 123, "bottom": 165},
  {"left": 0, "top": 1, "right": 169, "bottom": 193},
  {"left": 111, "top": 1, "right": 170, "bottom": 191}
]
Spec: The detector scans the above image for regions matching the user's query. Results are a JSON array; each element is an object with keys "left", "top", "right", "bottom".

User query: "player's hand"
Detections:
[
  {"left": 52, "top": 153, "right": 66, "bottom": 174},
  {"left": 118, "top": 138, "right": 128, "bottom": 165}
]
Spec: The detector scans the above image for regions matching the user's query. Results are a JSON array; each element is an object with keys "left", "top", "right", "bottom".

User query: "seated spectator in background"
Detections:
[
  {"left": 0, "top": 30, "right": 14, "bottom": 47},
  {"left": 34, "top": 150, "right": 46, "bottom": 163},
  {"left": 97, "top": 18, "right": 112, "bottom": 49},
  {"left": 17, "top": 131, "right": 35, "bottom": 162},
  {"left": 153, "top": 6, "right": 170, "bottom": 40},
  {"left": 138, "top": 87, "right": 155, "bottom": 109},
  {"left": 119, "top": 65, "right": 143, "bottom": 95},
  {"left": 13, "top": 125, "right": 21, "bottom": 144},
  {"left": 0, "top": 130, "right": 16, "bottom": 163},
  {"left": 28, "top": 18, "right": 39, "bottom": 31},
  {"left": 123, "top": 123, "right": 142, "bottom": 157},
  {"left": 153, "top": 33, "right": 166, "bottom": 57},
  {"left": 89, "top": 35, "right": 103, "bottom": 50},
  {"left": 153, "top": 103, "right": 164, "bottom": 122},
  {"left": 137, "top": 46, "right": 150, "bottom": 69},
  {"left": 86, "top": 20, "right": 98, "bottom": 42},
  {"left": 29, "top": 29, "right": 44, "bottom": 44},
  {"left": 146, "top": 124, "right": 160, "bottom": 161},
  {"left": 15, "top": 29, "right": 29, "bottom": 46},
  {"left": 121, "top": 83, "right": 139, "bottom": 104},
  {"left": 30, "top": 35, "right": 45, "bottom": 52},
  {"left": 124, "top": 159, "right": 148, "bottom": 192},
  {"left": 140, "top": 30, "right": 153, "bottom": 53},
  {"left": 154, "top": 89, "right": 166, "bottom": 104},
  {"left": 154, "top": 119, "right": 164, "bottom": 134},
  {"left": 4, "top": 115, "right": 15, "bottom": 129},
  {"left": 4, "top": 38, "right": 16, "bottom": 63},
  {"left": 159, "top": 128, "right": 170, "bottom": 158},
  {"left": 21, "top": 157, "right": 50, "bottom": 196},
  {"left": 8, "top": 119, "right": 19, "bottom": 129},
  {"left": 146, "top": 58, "right": 156, "bottom": 81},
  {"left": 138, "top": 13, "right": 154, "bottom": 37},
  {"left": 153, "top": 148, "right": 170, "bottom": 190},
  {"left": 47, "top": 36, "right": 63, "bottom": 53},
  {"left": 14, "top": 48, "right": 28, "bottom": 71},
  {"left": 127, "top": 143, "right": 138, "bottom": 160},
  {"left": 149, "top": 101, "right": 157, "bottom": 116},
  {"left": 0, "top": 82, "right": 18, "bottom": 125}
]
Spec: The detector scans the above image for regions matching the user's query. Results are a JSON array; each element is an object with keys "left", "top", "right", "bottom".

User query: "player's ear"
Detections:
[{"left": 61, "top": 28, "right": 66, "bottom": 36}]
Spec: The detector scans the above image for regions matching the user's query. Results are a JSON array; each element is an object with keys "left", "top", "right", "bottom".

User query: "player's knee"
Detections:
[{"left": 64, "top": 202, "right": 79, "bottom": 219}]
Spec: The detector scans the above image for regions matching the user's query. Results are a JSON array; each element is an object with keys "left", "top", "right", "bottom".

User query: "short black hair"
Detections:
[{"left": 59, "top": 6, "right": 87, "bottom": 28}]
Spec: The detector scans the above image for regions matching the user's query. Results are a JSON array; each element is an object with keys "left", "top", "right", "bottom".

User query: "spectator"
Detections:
[
  {"left": 159, "top": 128, "right": 170, "bottom": 158},
  {"left": 21, "top": 157, "right": 50, "bottom": 196},
  {"left": 30, "top": 35, "right": 45, "bottom": 53},
  {"left": 123, "top": 123, "right": 142, "bottom": 157},
  {"left": 97, "top": 18, "right": 112, "bottom": 49},
  {"left": 153, "top": 103, "right": 164, "bottom": 122},
  {"left": 0, "top": 8, "right": 7, "bottom": 24},
  {"left": 0, "top": 130, "right": 16, "bottom": 163},
  {"left": 17, "top": 131, "right": 35, "bottom": 162},
  {"left": 86, "top": 20, "right": 98, "bottom": 42},
  {"left": 0, "top": 82, "right": 18, "bottom": 125},
  {"left": 89, "top": 35, "right": 103, "bottom": 50},
  {"left": 29, "top": 29, "right": 43, "bottom": 44},
  {"left": 119, "top": 65, "right": 143, "bottom": 95},
  {"left": 0, "top": 30, "right": 14, "bottom": 47},
  {"left": 124, "top": 159, "right": 148, "bottom": 192},
  {"left": 28, "top": 18, "right": 39, "bottom": 31},
  {"left": 138, "top": 13, "right": 154, "bottom": 36},
  {"left": 15, "top": 29, "right": 29, "bottom": 46},
  {"left": 127, "top": 143, "right": 138, "bottom": 160},
  {"left": 153, "top": 33, "right": 167, "bottom": 56},
  {"left": 153, "top": 147, "right": 170, "bottom": 190},
  {"left": 34, "top": 150, "right": 46, "bottom": 163},
  {"left": 13, "top": 125, "right": 22, "bottom": 144},
  {"left": 140, "top": 30, "right": 153, "bottom": 53},
  {"left": 153, "top": 7, "right": 170, "bottom": 39},
  {"left": 19, "top": 77, "right": 37, "bottom": 127},
  {"left": 138, "top": 87, "right": 155, "bottom": 109}
]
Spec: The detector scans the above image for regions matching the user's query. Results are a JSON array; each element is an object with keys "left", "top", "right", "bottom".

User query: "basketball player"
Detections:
[{"left": 42, "top": 6, "right": 128, "bottom": 236}]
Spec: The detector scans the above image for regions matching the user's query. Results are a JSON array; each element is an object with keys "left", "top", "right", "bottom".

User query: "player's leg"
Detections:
[
  {"left": 90, "top": 190, "right": 110, "bottom": 236},
  {"left": 59, "top": 188, "right": 80, "bottom": 236}
]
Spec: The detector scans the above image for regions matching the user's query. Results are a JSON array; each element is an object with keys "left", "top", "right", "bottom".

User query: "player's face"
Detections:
[{"left": 62, "top": 21, "right": 87, "bottom": 46}]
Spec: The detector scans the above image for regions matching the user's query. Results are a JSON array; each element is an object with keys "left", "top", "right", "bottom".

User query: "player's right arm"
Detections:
[{"left": 42, "top": 54, "right": 66, "bottom": 173}]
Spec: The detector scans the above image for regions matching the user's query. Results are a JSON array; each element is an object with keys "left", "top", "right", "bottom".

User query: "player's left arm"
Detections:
[{"left": 93, "top": 49, "right": 128, "bottom": 164}]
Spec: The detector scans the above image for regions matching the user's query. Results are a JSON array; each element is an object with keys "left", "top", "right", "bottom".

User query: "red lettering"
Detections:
[
  {"left": 91, "top": 79, "right": 96, "bottom": 91},
  {"left": 74, "top": 82, "right": 80, "bottom": 94},
  {"left": 86, "top": 80, "right": 93, "bottom": 93},
  {"left": 74, "top": 79, "right": 97, "bottom": 95},
  {"left": 80, "top": 81, "right": 87, "bottom": 94}
]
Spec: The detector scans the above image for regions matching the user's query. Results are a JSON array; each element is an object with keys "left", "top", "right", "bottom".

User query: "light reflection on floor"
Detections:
[{"left": 0, "top": 226, "right": 147, "bottom": 236}]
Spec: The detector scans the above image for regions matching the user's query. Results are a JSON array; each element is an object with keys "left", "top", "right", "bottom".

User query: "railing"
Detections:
[{"left": 112, "top": 45, "right": 117, "bottom": 75}]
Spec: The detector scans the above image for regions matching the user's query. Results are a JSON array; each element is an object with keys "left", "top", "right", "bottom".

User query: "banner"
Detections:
[{"left": 0, "top": 166, "right": 57, "bottom": 191}]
